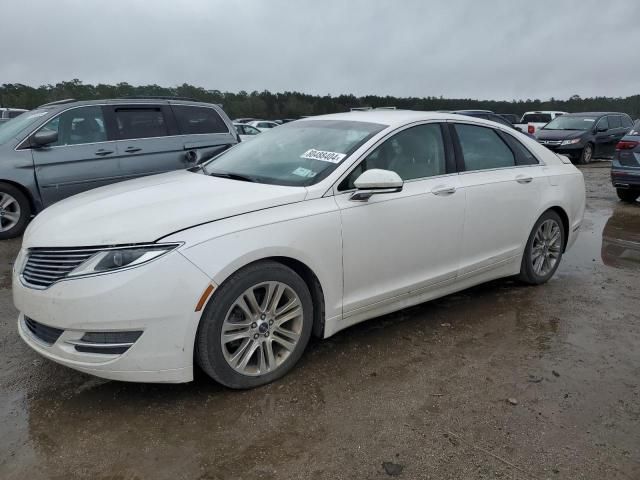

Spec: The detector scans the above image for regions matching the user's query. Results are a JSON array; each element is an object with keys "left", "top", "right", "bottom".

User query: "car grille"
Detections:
[
  {"left": 24, "top": 316, "right": 64, "bottom": 345},
  {"left": 22, "top": 247, "right": 101, "bottom": 288},
  {"left": 539, "top": 140, "right": 562, "bottom": 147}
]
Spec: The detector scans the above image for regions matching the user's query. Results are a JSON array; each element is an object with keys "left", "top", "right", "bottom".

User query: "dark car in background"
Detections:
[
  {"left": 498, "top": 113, "right": 519, "bottom": 124},
  {"left": 452, "top": 110, "right": 536, "bottom": 138},
  {"left": 536, "top": 112, "right": 633, "bottom": 164},
  {"left": 0, "top": 97, "right": 238, "bottom": 238},
  {"left": 611, "top": 119, "right": 640, "bottom": 202}
]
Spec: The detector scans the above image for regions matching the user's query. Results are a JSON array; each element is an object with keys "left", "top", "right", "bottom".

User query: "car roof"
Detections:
[
  {"left": 522, "top": 111, "right": 567, "bottom": 114},
  {"left": 452, "top": 109, "right": 494, "bottom": 114},
  {"left": 300, "top": 110, "right": 479, "bottom": 128},
  {"left": 562, "top": 112, "right": 626, "bottom": 117},
  {"left": 36, "top": 98, "right": 223, "bottom": 110}
]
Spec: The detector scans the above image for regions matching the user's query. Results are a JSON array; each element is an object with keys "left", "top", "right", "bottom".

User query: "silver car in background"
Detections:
[{"left": 0, "top": 98, "right": 238, "bottom": 238}]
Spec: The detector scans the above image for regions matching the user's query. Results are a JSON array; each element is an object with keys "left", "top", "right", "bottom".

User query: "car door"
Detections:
[
  {"left": 30, "top": 105, "right": 120, "bottom": 206},
  {"left": 334, "top": 122, "right": 465, "bottom": 316},
  {"left": 608, "top": 115, "right": 626, "bottom": 152},
  {"left": 106, "top": 104, "right": 192, "bottom": 180},
  {"left": 451, "top": 122, "right": 543, "bottom": 277},
  {"left": 593, "top": 116, "right": 613, "bottom": 157}
]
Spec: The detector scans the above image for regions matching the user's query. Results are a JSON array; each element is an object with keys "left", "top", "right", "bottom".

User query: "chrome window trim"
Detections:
[{"left": 15, "top": 102, "right": 232, "bottom": 151}]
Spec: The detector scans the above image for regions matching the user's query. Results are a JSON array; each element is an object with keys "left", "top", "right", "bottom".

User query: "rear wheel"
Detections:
[
  {"left": 196, "top": 261, "right": 313, "bottom": 389},
  {"left": 519, "top": 211, "right": 565, "bottom": 285},
  {"left": 0, "top": 182, "right": 31, "bottom": 240},
  {"left": 616, "top": 188, "right": 639, "bottom": 203},
  {"left": 578, "top": 143, "right": 593, "bottom": 164}
]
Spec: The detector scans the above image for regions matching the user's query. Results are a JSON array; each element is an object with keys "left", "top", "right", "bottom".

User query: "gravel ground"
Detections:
[{"left": 0, "top": 162, "right": 638, "bottom": 480}]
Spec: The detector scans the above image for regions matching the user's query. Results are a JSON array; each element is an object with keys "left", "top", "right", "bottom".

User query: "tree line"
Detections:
[{"left": 1, "top": 79, "right": 639, "bottom": 120}]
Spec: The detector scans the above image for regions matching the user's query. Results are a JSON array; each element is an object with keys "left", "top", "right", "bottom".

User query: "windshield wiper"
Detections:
[{"left": 208, "top": 171, "right": 257, "bottom": 183}]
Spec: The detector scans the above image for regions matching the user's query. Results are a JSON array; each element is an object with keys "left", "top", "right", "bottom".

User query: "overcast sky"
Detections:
[{"left": 2, "top": 0, "right": 639, "bottom": 101}]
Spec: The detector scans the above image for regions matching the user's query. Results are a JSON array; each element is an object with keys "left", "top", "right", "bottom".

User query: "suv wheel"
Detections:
[
  {"left": 0, "top": 182, "right": 31, "bottom": 240},
  {"left": 578, "top": 143, "right": 593, "bottom": 164},
  {"left": 616, "top": 188, "right": 639, "bottom": 203}
]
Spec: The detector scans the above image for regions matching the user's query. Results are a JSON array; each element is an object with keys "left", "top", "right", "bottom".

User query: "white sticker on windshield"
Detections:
[
  {"left": 300, "top": 149, "right": 346, "bottom": 164},
  {"left": 583, "top": 119, "right": 595, "bottom": 122},
  {"left": 292, "top": 167, "right": 317, "bottom": 178}
]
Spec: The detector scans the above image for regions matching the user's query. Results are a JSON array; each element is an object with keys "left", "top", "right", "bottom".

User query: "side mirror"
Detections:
[
  {"left": 597, "top": 125, "right": 608, "bottom": 133},
  {"left": 32, "top": 130, "right": 58, "bottom": 147},
  {"left": 350, "top": 169, "right": 403, "bottom": 201}
]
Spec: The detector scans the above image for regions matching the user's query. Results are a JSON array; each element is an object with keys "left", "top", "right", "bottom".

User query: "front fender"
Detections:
[{"left": 170, "top": 197, "right": 344, "bottom": 323}]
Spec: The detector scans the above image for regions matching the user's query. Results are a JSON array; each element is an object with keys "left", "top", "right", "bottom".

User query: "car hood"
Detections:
[
  {"left": 23, "top": 170, "right": 308, "bottom": 247},
  {"left": 536, "top": 129, "right": 585, "bottom": 140}
]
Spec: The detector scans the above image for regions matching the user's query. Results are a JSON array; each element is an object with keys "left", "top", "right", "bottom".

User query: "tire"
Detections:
[
  {"left": 519, "top": 210, "right": 565, "bottom": 285},
  {"left": 196, "top": 260, "right": 313, "bottom": 389},
  {"left": 0, "top": 182, "right": 31, "bottom": 240},
  {"left": 616, "top": 188, "right": 639, "bottom": 203},
  {"left": 577, "top": 143, "right": 593, "bottom": 164}
]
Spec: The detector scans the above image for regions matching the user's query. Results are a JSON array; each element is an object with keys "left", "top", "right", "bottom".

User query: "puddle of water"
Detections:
[{"left": 601, "top": 206, "right": 640, "bottom": 270}]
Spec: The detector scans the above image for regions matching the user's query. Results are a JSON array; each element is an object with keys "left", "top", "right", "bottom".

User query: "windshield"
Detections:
[
  {"left": 203, "top": 120, "right": 386, "bottom": 186},
  {"left": 0, "top": 109, "right": 49, "bottom": 145},
  {"left": 521, "top": 113, "right": 552, "bottom": 124},
  {"left": 542, "top": 115, "right": 597, "bottom": 131}
]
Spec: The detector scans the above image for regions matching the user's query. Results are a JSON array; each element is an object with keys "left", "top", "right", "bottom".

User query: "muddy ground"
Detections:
[{"left": 1, "top": 163, "right": 638, "bottom": 480}]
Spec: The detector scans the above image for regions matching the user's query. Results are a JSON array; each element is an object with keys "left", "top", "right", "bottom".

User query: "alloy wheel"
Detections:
[
  {"left": 0, "top": 192, "right": 21, "bottom": 232},
  {"left": 220, "top": 281, "right": 303, "bottom": 376},
  {"left": 531, "top": 219, "right": 562, "bottom": 277},
  {"left": 583, "top": 144, "right": 593, "bottom": 163}
]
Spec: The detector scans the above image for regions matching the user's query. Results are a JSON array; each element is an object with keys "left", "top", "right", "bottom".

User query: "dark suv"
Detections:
[
  {"left": 535, "top": 112, "right": 633, "bottom": 164},
  {"left": 0, "top": 98, "right": 238, "bottom": 238},
  {"left": 611, "top": 119, "right": 640, "bottom": 202}
]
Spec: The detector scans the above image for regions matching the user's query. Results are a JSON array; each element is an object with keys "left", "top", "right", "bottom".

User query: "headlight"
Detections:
[
  {"left": 69, "top": 243, "right": 180, "bottom": 277},
  {"left": 561, "top": 138, "right": 582, "bottom": 146}
]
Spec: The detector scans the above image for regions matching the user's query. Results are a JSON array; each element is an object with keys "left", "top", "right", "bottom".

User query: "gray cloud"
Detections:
[{"left": 2, "top": 0, "right": 639, "bottom": 100}]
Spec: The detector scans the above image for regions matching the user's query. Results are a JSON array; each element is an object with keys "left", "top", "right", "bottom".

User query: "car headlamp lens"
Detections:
[
  {"left": 561, "top": 138, "right": 581, "bottom": 146},
  {"left": 69, "top": 244, "right": 180, "bottom": 277}
]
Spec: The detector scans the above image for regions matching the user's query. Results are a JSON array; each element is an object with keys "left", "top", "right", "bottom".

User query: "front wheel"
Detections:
[
  {"left": 578, "top": 143, "right": 593, "bottom": 164},
  {"left": 0, "top": 182, "right": 31, "bottom": 240},
  {"left": 616, "top": 188, "right": 639, "bottom": 203},
  {"left": 195, "top": 261, "right": 313, "bottom": 389},
  {"left": 519, "top": 211, "right": 565, "bottom": 285}
]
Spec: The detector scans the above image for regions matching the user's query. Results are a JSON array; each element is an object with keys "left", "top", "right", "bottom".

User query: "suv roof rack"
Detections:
[
  {"left": 38, "top": 98, "right": 77, "bottom": 107},
  {"left": 350, "top": 106, "right": 397, "bottom": 112},
  {"left": 116, "top": 95, "right": 200, "bottom": 102}
]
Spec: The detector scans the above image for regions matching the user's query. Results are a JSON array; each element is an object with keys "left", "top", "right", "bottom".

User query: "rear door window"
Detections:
[
  {"left": 113, "top": 107, "right": 168, "bottom": 140},
  {"left": 454, "top": 124, "right": 516, "bottom": 171},
  {"left": 608, "top": 115, "right": 622, "bottom": 129},
  {"left": 172, "top": 105, "right": 228, "bottom": 135}
]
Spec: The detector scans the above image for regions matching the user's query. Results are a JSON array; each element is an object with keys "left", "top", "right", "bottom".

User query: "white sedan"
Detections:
[
  {"left": 234, "top": 123, "right": 262, "bottom": 142},
  {"left": 13, "top": 111, "right": 585, "bottom": 388},
  {"left": 248, "top": 120, "right": 280, "bottom": 132}
]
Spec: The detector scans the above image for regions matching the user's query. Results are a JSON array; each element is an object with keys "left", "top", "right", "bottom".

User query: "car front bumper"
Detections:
[
  {"left": 539, "top": 142, "right": 584, "bottom": 157},
  {"left": 14, "top": 250, "right": 214, "bottom": 383}
]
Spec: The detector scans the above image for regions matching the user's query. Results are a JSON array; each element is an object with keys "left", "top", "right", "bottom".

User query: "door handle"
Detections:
[
  {"left": 94, "top": 149, "right": 114, "bottom": 156},
  {"left": 516, "top": 175, "right": 533, "bottom": 184},
  {"left": 124, "top": 146, "right": 142, "bottom": 153},
  {"left": 431, "top": 185, "right": 456, "bottom": 196}
]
